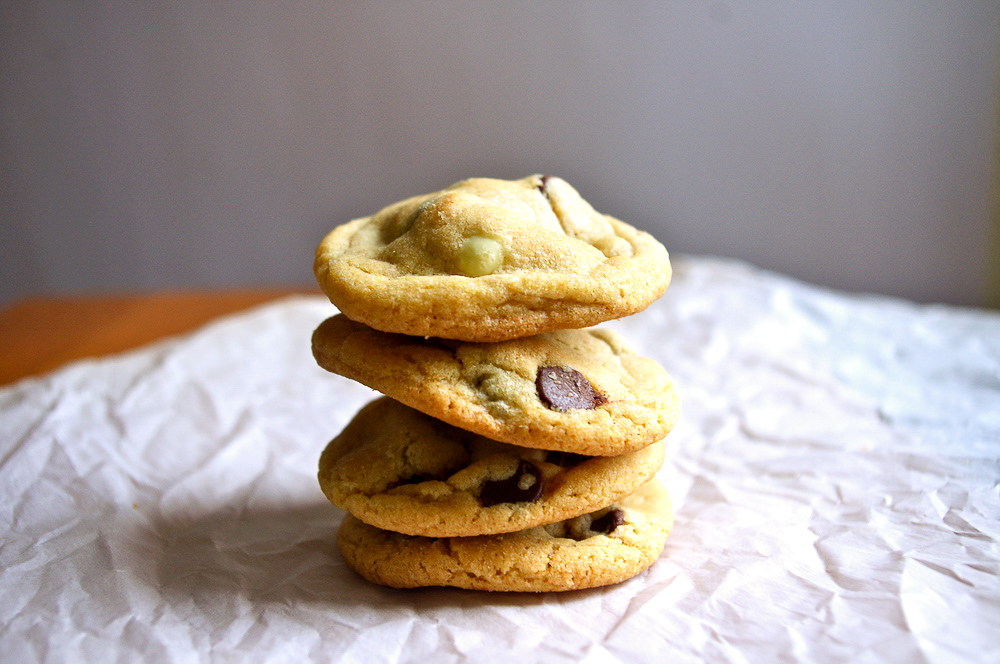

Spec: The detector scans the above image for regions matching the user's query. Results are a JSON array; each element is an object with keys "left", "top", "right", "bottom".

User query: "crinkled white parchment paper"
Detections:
[{"left": 2, "top": 256, "right": 998, "bottom": 663}]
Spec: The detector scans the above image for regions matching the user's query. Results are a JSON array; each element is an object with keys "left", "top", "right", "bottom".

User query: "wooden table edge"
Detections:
[{"left": 0, "top": 288, "right": 322, "bottom": 386}]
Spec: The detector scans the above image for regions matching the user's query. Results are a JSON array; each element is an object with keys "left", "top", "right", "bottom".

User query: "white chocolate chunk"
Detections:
[{"left": 456, "top": 235, "right": 504, "bottom": 276}]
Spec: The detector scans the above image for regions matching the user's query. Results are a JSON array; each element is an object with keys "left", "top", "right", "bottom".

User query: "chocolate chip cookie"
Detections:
[
  {"left": 313, "top": 175, "right": 672, "bottom": 342},
  {"left": 319, "top": 397, "right": 666, "bottom": 537},
  {"left": 311, "top": 315, "right": 680, "bottom": 456},
  {"left": 335, "top": 479, "right": 673, "bottom": 592}
]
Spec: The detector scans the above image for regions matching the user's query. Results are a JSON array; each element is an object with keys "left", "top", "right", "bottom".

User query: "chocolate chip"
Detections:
[
  {"left": 538, "top": 174, "right": 552, "bottom": 195},
  {"left": 479, "top": 460, "right": 544, "bottom": 507},
  {"left": 590, "top": 508, "right": 625, "bottom": 534},
  {"left": 536, "top": 366, "right": 607, "bottom": 411},
  {"left": 545, "top": 450, "right": 591, "bottom": 468}
]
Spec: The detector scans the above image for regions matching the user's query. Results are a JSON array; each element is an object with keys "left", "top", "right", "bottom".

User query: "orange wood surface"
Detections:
[{"left": 0, "top": 289, "right": 318, "bottom": 386}]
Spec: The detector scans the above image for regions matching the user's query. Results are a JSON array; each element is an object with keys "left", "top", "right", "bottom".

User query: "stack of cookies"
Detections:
[{"left": 310, "top": 175, "right": 680, "bottom": 592}]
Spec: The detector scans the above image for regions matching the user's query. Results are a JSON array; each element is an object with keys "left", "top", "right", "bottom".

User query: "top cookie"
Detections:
[{"left": 314, "top": 174, "right": 671, "bottom": 342}]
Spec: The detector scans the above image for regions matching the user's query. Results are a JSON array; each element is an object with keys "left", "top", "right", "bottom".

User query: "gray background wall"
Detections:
[{"left": 2, "top": 1, "right": 998, "bottom": 307}]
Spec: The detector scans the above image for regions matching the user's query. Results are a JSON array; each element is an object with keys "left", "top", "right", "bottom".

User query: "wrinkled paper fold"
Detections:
[{"left": 1, "top": 256, "right": 998, "bottom": 663}]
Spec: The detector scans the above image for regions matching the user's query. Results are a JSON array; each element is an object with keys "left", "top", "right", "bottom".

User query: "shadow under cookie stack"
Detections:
[{"left": 310, "top": 175, "right": 680, "bottom": 592}]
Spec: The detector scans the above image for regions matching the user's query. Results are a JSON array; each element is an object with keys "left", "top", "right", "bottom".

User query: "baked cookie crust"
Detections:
[
  {"left": 311, "top": 315, "right": 681, "bottom": 456},
  {"left": 319, "top": 397, "right": 667, "bottom": 537},
  {"left": 336, "top": 480, "right": 673, "bottom": 592},
  {"left": 313, "top": 175, "right": 671, "bottom": 342}
]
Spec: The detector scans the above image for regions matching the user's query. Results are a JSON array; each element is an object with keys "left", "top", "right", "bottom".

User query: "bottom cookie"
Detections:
[{"left": 336, "top": 480, "right": 673, "bottom": 592}]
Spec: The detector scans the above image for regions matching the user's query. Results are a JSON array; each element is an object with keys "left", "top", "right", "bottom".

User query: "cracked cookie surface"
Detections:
[
  {"left": 311, "top": 315, "right": 680, "bottom": 456},
  {"left": 319, "top": 397, "right": 666, "bottom": 537},
  {"left": 313, "top": 174, "right": 672, "bottom": 342},
  {"left": 336, "top": 479, "right": 673, "bottom": 592}
]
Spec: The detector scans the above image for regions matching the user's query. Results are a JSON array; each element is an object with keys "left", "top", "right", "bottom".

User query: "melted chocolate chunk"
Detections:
[
  {"left": 538, "top": 174, "right": 552, "bottom": 195},
  {"left": 590, "top": 508, "right": 625, "bottom": 534},
  {"left": 536, "top": 366, "right": 607, "bottom": 411},
  {"left": 545, "top": 450, "right": 591, "bottom": 468},
  {"left": 479, "top": 460, "right": 544, "bottom": 507}
]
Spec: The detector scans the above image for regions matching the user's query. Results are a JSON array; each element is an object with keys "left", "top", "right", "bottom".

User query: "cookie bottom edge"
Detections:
[{"left": 336, "top": 479, "right": 673, "bottom": 593}]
